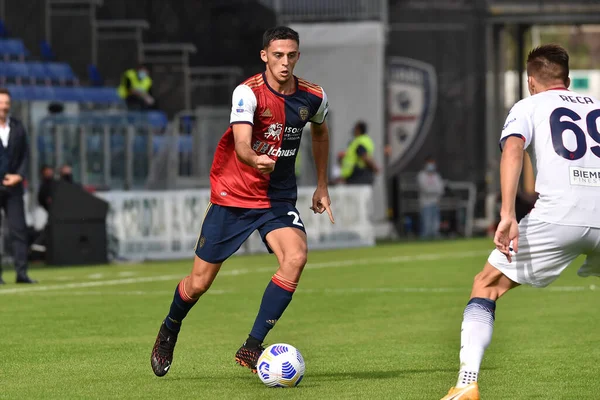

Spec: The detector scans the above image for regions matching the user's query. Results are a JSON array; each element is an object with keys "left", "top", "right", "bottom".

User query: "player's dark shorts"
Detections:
[{"left": 195, "top": 202, "right": 306, "bottom": 263}]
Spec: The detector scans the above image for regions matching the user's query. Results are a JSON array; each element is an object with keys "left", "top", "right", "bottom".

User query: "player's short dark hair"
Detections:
[
  {"left": 355, "top": 121, "right": 368, "bottom": 134},
  {"left": 263, "top": 26, "right": 299, "bottom": 49},
  {"left": 526, "top": 44, "right": 569, "bottom": 85},
  {"left": 0, "top": 87, "right": 11, "bottom": 97}
]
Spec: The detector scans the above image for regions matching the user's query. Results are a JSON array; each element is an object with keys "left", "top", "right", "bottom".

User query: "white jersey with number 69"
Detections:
[{"left": 501, "top": 88, "right": 600, "bottom": 228}]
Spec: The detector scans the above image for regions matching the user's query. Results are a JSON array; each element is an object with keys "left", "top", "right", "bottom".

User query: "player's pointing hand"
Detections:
[
  {"left": 311, "top": 186, "right": 335, "bottom": 224},
  {"left": 254, "top": 154, "right": 276, "bottom": 174}
]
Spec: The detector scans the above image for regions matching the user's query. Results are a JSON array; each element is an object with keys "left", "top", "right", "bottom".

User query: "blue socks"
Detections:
[
  {"left": 162, "top": 273, "right": 298, "bottom": 343},
  {"left": 248, "top": 274, "right": 297, "bottom": 343},
  {"left": 164, "top": 279, "right": 198, "bottom": 333}
]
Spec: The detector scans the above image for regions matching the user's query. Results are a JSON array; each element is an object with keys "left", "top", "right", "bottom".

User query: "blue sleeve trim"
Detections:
[{"left": 499, "top": 134, "right": 525, "bottom": 152}]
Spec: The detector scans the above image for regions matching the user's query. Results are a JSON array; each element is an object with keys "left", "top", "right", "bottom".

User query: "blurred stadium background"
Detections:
[
  {"left": 3, "top": 2, "right": 600, "bottom": 398},
  {"left": 1, "top": 0, "right": 600, "bottom": 263}
]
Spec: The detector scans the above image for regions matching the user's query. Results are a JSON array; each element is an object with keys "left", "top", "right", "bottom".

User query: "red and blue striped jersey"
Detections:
[{"left": 210, "top": 72, "right": 328, "bottom": 208}]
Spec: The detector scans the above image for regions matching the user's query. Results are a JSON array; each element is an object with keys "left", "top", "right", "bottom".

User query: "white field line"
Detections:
[
  {"left": 0, "top": 249, "right": 496, "bottom": 296},
  {"left": 9, "top": 289, "right": 232, "bottom": 297},
  {"left": 9, "top": 285, "right": 598, "bottom": 297}
]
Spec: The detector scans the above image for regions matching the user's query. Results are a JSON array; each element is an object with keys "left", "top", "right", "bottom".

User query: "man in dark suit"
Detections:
[{"left": 0, "top": 88, "right": 36, "bottom": 284}]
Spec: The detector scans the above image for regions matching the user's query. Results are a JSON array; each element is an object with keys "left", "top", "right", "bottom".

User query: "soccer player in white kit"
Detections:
[{"left": 442, "top": 44, "right": 600, "bottom": 400}]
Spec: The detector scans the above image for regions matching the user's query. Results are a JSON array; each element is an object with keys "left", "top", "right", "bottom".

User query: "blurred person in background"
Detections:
[
  {"left": 417, "top": 156, "right": 444, "bottom": 239},
  {"left": 31, "top": 165, "right": 55, "bottom": 254},
  {"left": 37, "top": 165, "right": 54, "bottom": 211},
  {"left": 59, "top": 164, "right": 75, "bottom": 183},
  {"left": 117, "top": 65, "right": 156, "bottom": 111},
  {"left": 0, "top": 88, "right": 36, "bottom": 284},
  {"left": 330, "top": 151, "right": 345, "bottom": 185},
  {"left": 340, "top": 121, "right": 379, "bottom": 185}
]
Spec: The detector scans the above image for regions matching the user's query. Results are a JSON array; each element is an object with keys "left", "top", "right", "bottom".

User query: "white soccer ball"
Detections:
[{"left": 256, "top": 343, "right": 305, "bottom": 388}]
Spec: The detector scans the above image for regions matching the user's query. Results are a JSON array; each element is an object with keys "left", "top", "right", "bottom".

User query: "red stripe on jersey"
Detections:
[
  {"left": 242, "top": 73, "right": 264, "bottom": 88},
  {"left": 297, "top": 78, "right": 319, "bottom": 88},
  {"left": 298, "top": 82, "right": 323, "bottom": 98}
]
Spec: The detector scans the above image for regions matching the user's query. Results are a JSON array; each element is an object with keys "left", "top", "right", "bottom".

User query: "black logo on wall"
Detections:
[{"left": 387, "top": 57, "right": 437, "bottom": 170}]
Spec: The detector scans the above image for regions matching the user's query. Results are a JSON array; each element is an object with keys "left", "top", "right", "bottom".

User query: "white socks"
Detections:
[{"left": 456, "top": 298, "right": 496, "bottom": 388}]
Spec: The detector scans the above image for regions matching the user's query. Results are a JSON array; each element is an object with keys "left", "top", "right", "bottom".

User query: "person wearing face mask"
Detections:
[
  {"left": 59, "top": 164, "right": 75, "bottom": 184},
  {"left": 0, "top": 88, "right": 36, "bottom": 284},
  {"left": 340, "top": 121, "right": 380, "bottom": 185},
  {"left": 117, "top": 65, "right": 156, "bottom": 111},
  {"left": 417, "top": 156, "right": 444, "bottom": 239}
]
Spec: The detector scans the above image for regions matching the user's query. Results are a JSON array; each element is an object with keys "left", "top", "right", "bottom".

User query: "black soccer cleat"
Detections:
[
  {"left": 151, "top": 322, "right": 178, "bottom": 377},
  {"left": 235, "top": 342, "right": 265, "bottom": 373}
]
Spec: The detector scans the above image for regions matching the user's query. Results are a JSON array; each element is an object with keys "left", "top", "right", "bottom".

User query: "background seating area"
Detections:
[{"left": 0, "top": 37, "right": 119, "bottom": 103}]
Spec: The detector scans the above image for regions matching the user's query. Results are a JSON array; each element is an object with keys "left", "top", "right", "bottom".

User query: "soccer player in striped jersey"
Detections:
[{"left": 151, "top": 26, "right": 334, "bottom": 377}]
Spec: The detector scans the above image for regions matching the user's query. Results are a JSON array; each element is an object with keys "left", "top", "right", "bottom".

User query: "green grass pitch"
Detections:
[{"left": 2, "top": 238, "right": 599, "bottom": 399}]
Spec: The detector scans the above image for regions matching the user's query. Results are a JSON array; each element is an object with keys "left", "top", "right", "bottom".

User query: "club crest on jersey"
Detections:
[
  {"left": 387, "top": 57, "right": 437, "bottom": 172},
  {"left": 265, "top": 123, "right": 283, "bottom": 140},
  {"left": 298, "top": 106, "right": 309, "bottom": 121}
]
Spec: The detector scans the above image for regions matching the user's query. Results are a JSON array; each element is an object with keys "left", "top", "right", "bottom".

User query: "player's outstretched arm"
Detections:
[
  {"left": 310, "top": 121, "right": 334, "bottom": 224},
  {"left": 233, "top": 123, "right": 275, "bottom": 174}
]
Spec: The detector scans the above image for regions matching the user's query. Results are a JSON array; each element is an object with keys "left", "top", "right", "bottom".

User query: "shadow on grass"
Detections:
[
  {"left": 308, "top": 368, "right": 457, "bottom": 381},
  {"left": 163, "top": 366, "right": 496, "bottom": 383}
]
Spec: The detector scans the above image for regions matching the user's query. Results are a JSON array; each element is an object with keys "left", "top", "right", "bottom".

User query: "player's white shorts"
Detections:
[{"left": 488, "top": 215, "right": 600, "bottom": 288}]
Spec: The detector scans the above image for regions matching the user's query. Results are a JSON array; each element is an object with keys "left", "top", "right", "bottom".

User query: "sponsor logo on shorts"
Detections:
[
  {"left": 570, "top": 166, "right": 600, "bottom": 187},
  {"left": 198, "top": 235, "right": 206, "bottom": 248}
]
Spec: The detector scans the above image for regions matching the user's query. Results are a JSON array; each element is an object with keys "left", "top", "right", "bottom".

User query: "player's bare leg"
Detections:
[
  {"left": 441, "top": 262, "right": 519, "bottom": 399},
  {"left": 235, "top": 227, "right": 307, "bottom": 372},
  {"left": 151, "top": 256, "right": 222, "bottom": 377}
]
